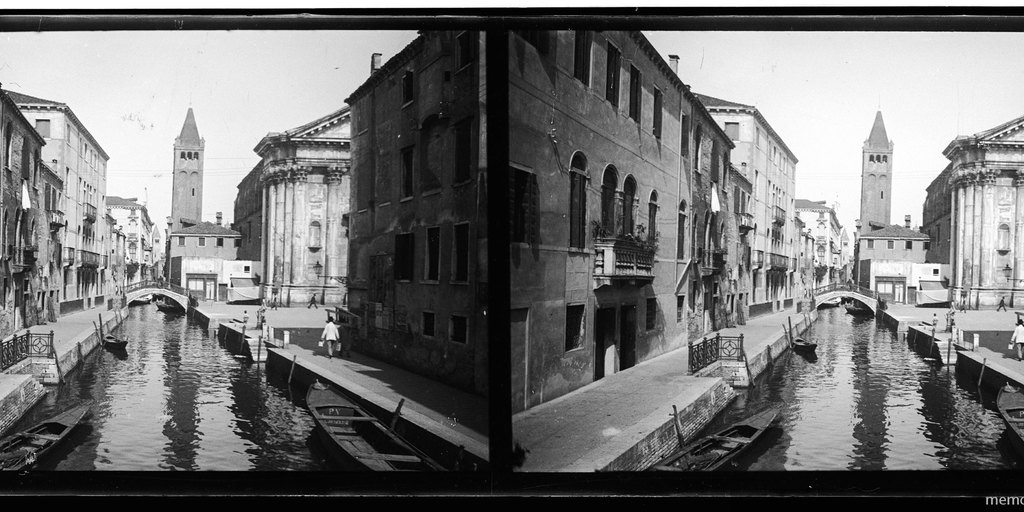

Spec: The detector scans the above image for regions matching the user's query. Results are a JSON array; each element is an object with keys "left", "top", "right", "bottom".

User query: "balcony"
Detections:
[
  {"left": 48, "top": 210, "right": 64, "bottom": 231},
  {"left": 736, "top": 212, "right": 754, "bottom": 234},
  {"left": 63, "top": 247, "right": 75, "bottom": 266},
  {"left": 698, "top": 247, "right": 727, "bottom": 276},
  {"left": 79, "top": 249, "right": 101, "bottom": 268},
  {"left": 769, "top": 252, "right": 789, "bottom": 271},
  {"left": 593, "top": 236, "right": 655, "bottom": 288},
  {"left": 752, "top": 249, "right": 765, "bottom": 268},
  {"left": 772, "top": 205, "right": 786, "bottom": 226},
  {"left": 10, "top": 244, "right": 38, "bottom": 272},
  {"left": 83, "top": 203, "right": 97, "bottom": 224}
]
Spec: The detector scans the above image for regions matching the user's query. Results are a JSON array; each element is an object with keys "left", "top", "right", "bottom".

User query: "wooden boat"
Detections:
[
  {"left": 844, "top": 301, "right": 873, "bottom": 316},
  {"left": 154, "top": 298, "right": 184, "bottom": 314},
  {"left": 0, "top": 403, "right": 92, "bottom": 471},
  {"left": 997, "top": 384, "right": 1024, "bottom": 458},
  {"left": 128, "top": 294, "right": 152, "bottom": 306},
  {"left": 651, "top": 407, "right": 780, "bottom": 471},
  {"left": 306, "top": 382, "right": 444, "bottom": 471},
  {"left": 817, "top": 297, "right": 840, "bottom": 309},
  {"left": 102, "top": 334, "right": 128, "bottom": 350},
  {"left": 791, "top": 337, "right": 818, "bottom": 353}
]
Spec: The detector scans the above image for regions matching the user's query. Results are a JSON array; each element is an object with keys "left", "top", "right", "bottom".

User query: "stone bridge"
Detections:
[
  {"left": 812, "top": 283, "right": 879, "bottom": 314},
  {"left": 124, "top": 280, "right": 190, "bottom": 310}
]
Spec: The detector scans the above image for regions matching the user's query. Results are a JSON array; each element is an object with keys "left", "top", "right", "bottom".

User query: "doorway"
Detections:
[
  {"left": 594, "top": 307, "right": 616, "bottom": 381},
  {"left": 619, "top": 305, "right": 636, "bottom": 370}
]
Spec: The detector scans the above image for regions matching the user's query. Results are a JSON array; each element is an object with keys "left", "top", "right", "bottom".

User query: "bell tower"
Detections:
[
  {"left": 859, "top": 110, "right": 893, "bottom": 234},
  {"left": 171, "top": 107, "right": 204, "bottom": 232}
]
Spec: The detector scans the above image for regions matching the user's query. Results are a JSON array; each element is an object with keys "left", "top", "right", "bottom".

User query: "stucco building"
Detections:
[
  {"left": 855, "top": 220, "right": 930, "bottom": 303},
  {"left": 795, "top": 199, "right": 845, "bottom": 288},
  {"left": 922, "top": 164, "right": 952, "bottom": 265},
  {"left": 346, "top": 31, "right": 487, "bottom": 396},
  {"left": 107, "top": 196, "right": 155, "bottom": 285},
  {"left": 167, "top": 218, "right": 240, "bottom": 300}
]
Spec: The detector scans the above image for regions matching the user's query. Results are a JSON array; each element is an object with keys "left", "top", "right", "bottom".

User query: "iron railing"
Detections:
[
  {"left": 0, "top": 330, "right": 54, "bottom": 372},
  {"left": 79, "top": 249, "right": 101, "bottom": 268},
  {"left": 689, "top": 333, "right": 745, "bottom": 374},
  {"left": 126, "top": 279, "right": 188, "bottom": 298},
  {"left": 769, "top": 252, "right": 789, "bottom": 270},
  {"left": 772, "top": 205, "right": 786, "bottom": 226},
  {"left": 48, "top": 209, "right": 64, "bottom": 230},
  {"left": 83, "top": 203, "right": 97, "bottom": 223}
]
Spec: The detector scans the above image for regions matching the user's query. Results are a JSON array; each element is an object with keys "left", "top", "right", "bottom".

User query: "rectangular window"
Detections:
[
  {"left": 422, "top": 311, "right": 435, "bottom": 337},
  {"left": 680, "top": 114, "right": 689, "bottom": 157},
  {"left": 453, "top": 223, "right": 469, "bottom": 282},
  {"left": 646, "top": 298, "right": 657, "bottom": 330},
  {"left": 510, "top": 166, "right": 537, "bottom": 244},
  {"left": 573, "top": 30, "right": 591, "bottom": 86},
  {"left": 217, "top": 237, "right": 224, "bottom": 247},
  {"left": 905, "top": 240, "right": 913, "bottom": 250},
  {"left": 401, "top": 71, "right": 414, "bottom": 105},
  {"left": 924, "top": 241, "right": 931, "bottom": 251},
  {"left": 605, "top": 43, "right": 620, "bottom": 107},
  {"left": 395, "top": 232, "right": 414, "bottom": 281},
  {"left": 569, "top": 171, "right": 587, "bottom": 249},
  {"left": 628, "top": 65, "right": 641, "bottom": 122},
  {"left": 35, "top": 119, "right": 51, "bottom": 138},
  {"left": 565, "top": 304, "right": 585, "bottom": 352},
  {"left": 653, "top": 88, "right": 663, "bottom": 139},
  {"left": 725, "top": 122, "right": 739, "bottom": 141},
  {"left": 198, "top": 237, "right": 206, "bottom": 247},
  {"left": 454, "top": 119, "right": 472, "bottom": 183},
  {"left": 234, "top": 239, "right": 241, "bottom": 248},
  {"left": 755, "top": 127, "right": 762, "bottom": 147},
  {"left": 887, "top": 240, "right": 895, "bottom": 250},
  {"left": 676, "top": 295, "right": 684, "bottom": 323},
  {"left": 425, "top": 226, "right": 440, "bottom": 281},
  {"left": 867, "top": 239, "right": 874, "bottom": 249},
  {"left": 401, "top": 146, "right": 414, "bottom": 198},
  {"left": 456, "top": 31, "right": 472, "bottom": 69},
  {"left": 178, "top": 236, "right": 185, "bottom": 246},
  {"left": 450, "top": 315, "right": 468, "bottom": 343}
]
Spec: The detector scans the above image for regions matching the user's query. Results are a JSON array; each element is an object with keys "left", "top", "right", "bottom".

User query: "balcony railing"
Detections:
[
  {"left": 769, "top": 252, "right": 789, "bottom": 270},
  {"left": 593, "top": 236, "right": 655, "bottom": 288},
  {"left": 48, "top": 209, "right": 64, "bottom": 230},
  {"left": 752, "top": 249, "right": 765, "bottom": 268},
  {"left": 736, "top": 212, "right": 754, "bottom": 234},
  {"left": 772, "top": 205, "right": 786, "bottom": 226},
  {"left": 79, "top": 249, "right": 101, "bottom": 268},
  {"left": 64, "top": 247, "right": 75, "bottom": 266},
  {"left": 10, "top": 245, "right": 38, "bottom": 272},
  {"left": 696, "top": 247, "right": 727, "bottom": 275},
  {"left": 83, "top": 203, "right": 97, "bottom": 223}
]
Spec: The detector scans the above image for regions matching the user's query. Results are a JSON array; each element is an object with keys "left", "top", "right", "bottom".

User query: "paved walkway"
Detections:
[{"left": 512, "top": 304, "right": 816, "bottom": 472}]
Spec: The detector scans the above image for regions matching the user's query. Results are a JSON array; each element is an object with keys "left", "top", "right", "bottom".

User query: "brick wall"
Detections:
[{"left": 0, "top": 374, "right": 46, "bottom": 437}]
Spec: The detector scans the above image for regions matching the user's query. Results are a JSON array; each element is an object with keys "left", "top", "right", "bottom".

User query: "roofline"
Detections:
[
  {"left": 13, "top": 94, "right": 109, "bottom": 160},
  {"left": 702, "top": 99, "right": 798, "bottom": 164},
  {"left": 1, "top": 90, "right": 47, "bottom": 146},
  {"left": 345, "top": 33, "right": 426, "bottom": 105}
]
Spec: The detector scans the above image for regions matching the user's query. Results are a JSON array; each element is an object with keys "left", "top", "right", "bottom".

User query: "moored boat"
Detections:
[
  {"left": 128, "top": 294, "right": 152, "bottom": 306},
  {"left": 997, "top": 384, "right": 1024, "bottom": 458},
  {"left": 791, "top": 337, "right": 817, "bottom": 353},
  {"left": 102, "top": 334, "right": 128, "bottom": 350},
  {"left": 0, "top": 403, "right": 92, "bottom": 471},
  {"left": 154, "top": 298, "right": 184, "bottom": 314},
  {"left": 650, "top": 407, "right": 780, "bottom": 471},
  {"left": 306, "top": 382, "right": 444, "bottom": 471},
  {"left": 844, "top": 301, "right": 873, "bottom": 316}
]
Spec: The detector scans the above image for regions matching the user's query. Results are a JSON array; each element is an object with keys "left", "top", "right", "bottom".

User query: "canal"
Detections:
[
  {"left": 8, "top": 302, "right": 341, "bottom": 471},
  {"left": 712, "top": 307, "right": 1021, "bottom": 470}
]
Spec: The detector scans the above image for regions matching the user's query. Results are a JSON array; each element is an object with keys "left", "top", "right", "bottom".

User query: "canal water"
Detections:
[
  {"left": 710, "top": 307, "right": 1020, "bottom": 471},
  {"left": 8, "top": 303, "right": 341, "bottom": 471}
]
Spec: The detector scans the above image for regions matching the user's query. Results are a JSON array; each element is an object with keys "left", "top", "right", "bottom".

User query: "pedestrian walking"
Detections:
[
  {"left": 242, "top": 310, "right": 249, "bottom": 328},
  {"left": 1012, "top": 319, "right": 1024, "bottom": 361},
  {"left": 998, "top": 296, "right": 1008, "bottom": 312},
  {"left": 320, "top": 318, "right": 339, "bottom": 359},
  {"left": 271, "top": 287, "right": 280, "bottom": 310},
  {"left": 308, "top": 292, "right": 318, "bottom": 309}
]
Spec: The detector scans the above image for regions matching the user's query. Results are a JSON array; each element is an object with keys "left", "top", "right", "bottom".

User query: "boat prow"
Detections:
[
  {"left": 0, "top": 403, "right": 92, "bottom": 471},
  {"left": 997, "top": 385, "right": 1024, "bottom": 459}
]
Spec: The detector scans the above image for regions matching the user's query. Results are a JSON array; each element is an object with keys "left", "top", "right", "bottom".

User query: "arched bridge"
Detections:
[
  {"left": 124, "top": 280, "right": 190, "bottom": 310},
  {"left": 812, "top": 283, "right": 879, "bottom": 315}
]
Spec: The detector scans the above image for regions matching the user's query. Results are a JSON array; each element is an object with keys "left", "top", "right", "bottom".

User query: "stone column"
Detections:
[
  {"left": 283, "top": 171, "right": 294, "bottom": 292},
  {"left": 291, "top": 169, "right": 308, "bottom": 292},
  {"left": 971, "top": 172, "right": 982, "bottom": 292},
  {"left": 981, "top": 170, "right": 997, "bottom": 292},
  {"left": 260, "top": 177, "right": 272, "bottom": 289},
  {"left": 1015, "top": 171, "right": 1024, "bottom": 301},
  {"left": 326, "top": 168, "right": 346, "bottom": 280},
  {"left": 273, "top": 173, "right": 286, "bottom": 288},
  {"left": 955, "top": 176, "right": 966, "bottom": 291}
]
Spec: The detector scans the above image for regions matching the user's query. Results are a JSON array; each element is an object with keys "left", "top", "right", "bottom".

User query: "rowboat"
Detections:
[
  {"left": 155, "top": 298, "right": 184, "bottom": 314},
  {"left": 997, "top": 384, "right": 1024, "bottom": 458},
  {"left": 128, "top": 294, "right": 152, "bottom": 306},
  {"left": 0, "top": 403, "right": 92, "bottom": 471},
  {"left": 102, "top": 334, "right": 128, "bottom": 350},
  {"left": 650, "top": 407, "right": 780, "bottom": 471},
  {"left": 792, "top": 337, "right": 817, "bottom": 353},
  {"left": 844, "top": 301, "right": 873, "bottom": 316},
  {"left": 306, "top": 382, "right": 444, "bottom": 471}
]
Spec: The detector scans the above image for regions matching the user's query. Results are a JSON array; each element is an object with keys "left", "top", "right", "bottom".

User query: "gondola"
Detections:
[
  {"left": 844, "top": 301, "right": 873, "bottom": 316},
  {"left": 791, "top": 337, "right": 818, "bottom": 353},
  {"left": 306, "top": 382, "right": 444, "bottom": 471},
  {"left": 102, "top": 334, "right": 128, "bottom": 350},
  {"left": 997, "top": 384, "right": 1024, "bottom": 458},
  {"left": 0, "top": 403, "right": 92, "bottom": 471},
  {"left": 650, "top": 407, "right": 780, "bottom": 471}
]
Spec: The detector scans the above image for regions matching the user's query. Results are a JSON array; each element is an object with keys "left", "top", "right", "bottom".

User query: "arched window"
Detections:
[
  {"left": 648, "top": 190, "right": 658, "bottom": 242},
  {"left": 882, "top": 155, "right": 887, "bottom": 163},
  {"left": 677, "top": 200, "right": 687, "bottom": 259},
  {"left": 4, "top": 122, "right": 13, "bottom": 170},
  {"left": 869, "top": 155, "right": 875, "bottom": 163},
  {"left": 600, "top": 166, "right": 618, "bottom": 236},
  {"left": 623, "top": 176, "right": 637, "bottom": 236},
  {"left": 309, "top": 221, "right": 322, "bottom": 248},
  {"left": 999, "top": 223, "right": 1011, "bottom": 251},
  {"left": 180, "top": 151, "right": 186, "bottom": 160},
  {"left": 568, "top": 152, "right": 587, "bottom": 249}
]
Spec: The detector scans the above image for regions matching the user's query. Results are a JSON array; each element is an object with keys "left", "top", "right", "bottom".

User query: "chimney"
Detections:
[
  {"left": 668, "top": 54, "right": 679, "bottom": 74},
  {"left": 904, "top": 215, "right": 911, "bottom": 228},
  {"left": 216, "top": 212, "right": 222, "bottom": 226},
  {"left": 371, "top": 53, "right": 382, "bottom": 74}
]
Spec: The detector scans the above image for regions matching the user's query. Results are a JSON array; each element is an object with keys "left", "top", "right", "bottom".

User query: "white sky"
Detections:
[
  {"left": 644, "top": 30, "right": 1024, "bottom": 235},
  {"left": 0, "top": 29, "right": 418, "bottom": 231}
]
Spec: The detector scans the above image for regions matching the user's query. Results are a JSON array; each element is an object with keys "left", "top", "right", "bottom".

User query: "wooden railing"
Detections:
[{"left": 689, "top": 333, "right": 745, "bottom": 374}]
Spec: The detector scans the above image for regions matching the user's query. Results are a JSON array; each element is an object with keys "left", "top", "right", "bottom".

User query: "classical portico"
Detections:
[
  {"left": 256, "top": 107, "right": 351, "bottom": 306},
  {"left": 946, "top": 115, "right": 1024, "bottom": 308}
]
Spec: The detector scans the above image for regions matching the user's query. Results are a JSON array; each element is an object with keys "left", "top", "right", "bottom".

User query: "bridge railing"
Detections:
[
  {"left": 0, "top": 330, "right": 54, "bottom": 373},
  {"left": 688, "top": 333, "right": 744, "bottom": 374},
  {"left": 811, "top": 282, "right": 877, "bottom": 300},
  {"left": 124, "top": 280, "right": 189, "bottom": 299}
]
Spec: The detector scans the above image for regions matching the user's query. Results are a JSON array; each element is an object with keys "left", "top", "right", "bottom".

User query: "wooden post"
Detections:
[
  {"left": 76, "top": 341, "right": 83, "bottom": 362},
  {"left": 49, "top": 332, "right": 62, "bottom": 385},
  {"left": 978, "top": 358, "right": 987, "bottom": 389},
  {"left": 788, "top": 317, "right": 795, "bottom": 342},
  {"left": 256, "top": 334, "right": 263, "bottom": 364},
  {"left": 98, "top": 314, "right": 104, "bottom": 338},
  {"left": 390, "top": 398, "right": 406, "bottom": 431},
  {"left": 944, "top": 329, "right": 952, "bottom": 372},
  {"left": 671, "top": 405, "right": 686, "bottom": 448},
  {"left": 931, "top": 327, "right": 937, "bottom": 362},
  {"left": 288, "top": 354, "right": 298, "bottom": 384},
  {"left": 92, "top": 321, "right": 99, "bottom": 337},
  {"left": 783, "top": 324, "right": 792, "bottom": 346}
]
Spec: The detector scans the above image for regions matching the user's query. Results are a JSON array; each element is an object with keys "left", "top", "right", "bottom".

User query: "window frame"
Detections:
[
  {"left": 449, "top": 314, "right": 468, "bottom": 344},
  {"left": 394, "top": 231, "right": 415, "bottom": 281},
  {"left": 605, "top": 42, "right": 621, "bottom": 108},
  {"left": 628, "top": 64, "right": 642, "bottom": 122},
  {"left": 573, "top": 30, "right": 592, "bottom": 86},
  {"left": 564, "top": 303, "right": 585, "bottom": 352}
]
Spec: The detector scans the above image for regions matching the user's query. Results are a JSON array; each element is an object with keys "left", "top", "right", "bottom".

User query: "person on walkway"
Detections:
[
  {"left": 1012, "top": 319, "right": 1024, "bottom": 361},
  {"left": 998, "top": 297, "right": 1008, "bottom": 312},
  {"left": 321, "top": 318, "right": 339, "bottom": 359},
  {"left": 308, "top": 293, "right": 318, "bottom": 309},
  {"left": 271, "top": 287, "right": 280, "bottom": 310},
  {"left": 242, "top": 311, "right": 249, "bottom": 329}
]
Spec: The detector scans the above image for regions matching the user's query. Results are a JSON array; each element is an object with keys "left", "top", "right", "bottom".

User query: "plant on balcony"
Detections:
[{"left": 627, "top": 224, "right": 659, "bottom": 254}]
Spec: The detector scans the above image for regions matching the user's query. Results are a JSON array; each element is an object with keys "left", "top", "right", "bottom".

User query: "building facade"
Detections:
[
  {"left": 943, "top": 114, "right": 1024, "bottom": 309},
  {"left": 922, "top": 164, "right": 952, "bottom": 265},
  {"left": 697, "top": 93, "right": 799, "bottom": 318},
  {"left": 107, "top": 196, "right": 155, "bottom": 285},
  {"left": 855, "top": 221, "right": 930, "bottom": 303},
  {"left": 795, "top": 199, "right": 845, "bottom": 288},
  {"left": 860, "top": 110, "right": 894, "bottom": 234},
  {"left": 167, "top": 219, "right": 240, "bottom": 301},
  {"left": 346, "top": 31, "right": 487, "bottom": 396},
  {"left": 248, "top": 106, "right": 350, "bottom": 306},
  {"left": 508, "top": 30, "right": 735, "bottom": 414},
  {"left": 10, "top": 90, "right": 111, "bottom": 316}
]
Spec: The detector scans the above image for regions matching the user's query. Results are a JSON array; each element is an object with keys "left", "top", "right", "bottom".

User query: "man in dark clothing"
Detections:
[
  {"left": 308, "top": 293, "right": 319, "bottom": 309},
  {"left": 998, "top": 297, "right": 1008, "bottom": 312}
]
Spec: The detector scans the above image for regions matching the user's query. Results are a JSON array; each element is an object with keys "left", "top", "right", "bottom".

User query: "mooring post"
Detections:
[
  {"left": 945, "top": 330, "right": 952, "bottom": 373},
  {"left": 76, "top": 341, "right": 83, "bottom": 362},
  {"left": 288, "top": 354, "right": 298, "bottom": 384},
  {"left": 256, "top": 334, "right": 263, "bottom": 364},
  {"left": 978, "top": 358, "right": 987, "bottom": 390},
  {"left": 49, "top": 331, "right": 62, "bottom": 385},
  {"left": 671, "top": 405, "right": 686, "bottom": 448},
  {"left": 931, "top": 327, "right": 937, "bottom": 361},
  {"left": 390, "top": 398, "right": 406, "bottom": 431}
]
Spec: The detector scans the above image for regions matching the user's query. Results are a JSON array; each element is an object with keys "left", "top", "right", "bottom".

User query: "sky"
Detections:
[
  {"left": 644, "top": 30, "right": 1024, "bottom": 237},
  {"left": 0, "top": 28, "right": 418, "bottom": 232}
]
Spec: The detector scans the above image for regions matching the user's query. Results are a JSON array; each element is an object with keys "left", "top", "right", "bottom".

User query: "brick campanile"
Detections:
[
  {"left": 859, "top": 110, "right": 893, "bottom": 234},
  {"left": 171, "top": 107, "right": 204, "bottom": 232}
]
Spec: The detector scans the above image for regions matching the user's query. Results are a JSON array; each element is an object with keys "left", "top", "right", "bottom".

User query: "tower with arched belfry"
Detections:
[
  {"left": 859, "top": 110, "right": 893, "bottom": 234},
  {"left": 171, "top": 108, "right": 204, "bottom": 232}
]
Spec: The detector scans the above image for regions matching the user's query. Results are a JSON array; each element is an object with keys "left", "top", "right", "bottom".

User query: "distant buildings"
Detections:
[
  {"left": 795, "top": 199, "right": 845, "bottom": 288},
  {"left": 855, "top": 219, "right": 931, "bottom": 303},
  {"left": 107, "top": 196, "right": 155, "bottom": 285},
  {"left": 346, "top": 31, "right": 487, "bottom": 396},
  {"left": 166, "top": 218, "right": 240, "bottom": 300},
  {"left": 922, "top": 164, "right": 952, "bottom": 265}
]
